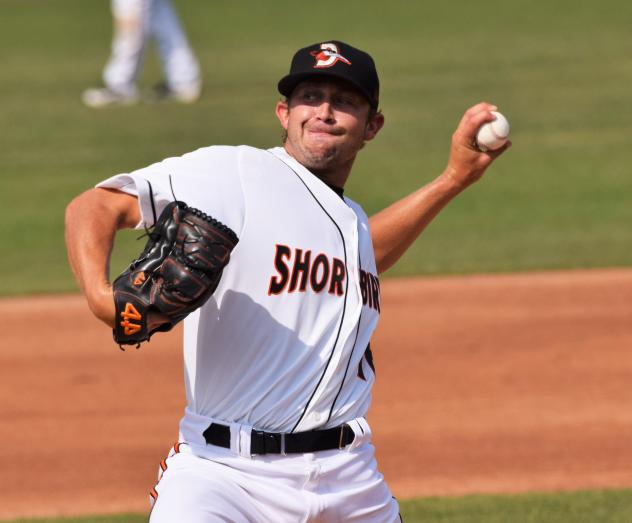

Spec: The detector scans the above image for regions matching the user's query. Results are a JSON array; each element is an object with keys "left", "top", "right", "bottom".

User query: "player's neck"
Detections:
[
  {"left": 282, "top": 143, "right": 355, "bottom": 189},
  {"left": 310, "top": 165, "right": 351, "bottom": 191},
  {"left": 303, "top": 153, "right": 355, "bottom": 189}
]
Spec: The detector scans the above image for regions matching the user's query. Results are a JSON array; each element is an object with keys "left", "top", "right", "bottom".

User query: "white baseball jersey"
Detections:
[{"left": 98, "top": 145, "right": 382, "bottom": 436}]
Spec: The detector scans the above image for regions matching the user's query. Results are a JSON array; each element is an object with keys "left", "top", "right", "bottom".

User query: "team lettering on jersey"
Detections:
[
  {"left": 268, "top": 244, "right": 381, "bottom": 311},
  {"left": 268, "top": 244, "right": 345, "bottom": 296},
  {"left": 359, "top": 269, "right": 380, "bottom": 312}
]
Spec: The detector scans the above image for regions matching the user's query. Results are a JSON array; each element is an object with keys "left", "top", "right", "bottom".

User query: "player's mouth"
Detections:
[{"left": 305, "top": 126, "right": 344, "bottom": 138}]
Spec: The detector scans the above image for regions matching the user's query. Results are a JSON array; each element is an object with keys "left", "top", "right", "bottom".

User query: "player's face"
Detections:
[{"left": 275, "top": 79, "right": 384, "bottom": 183}]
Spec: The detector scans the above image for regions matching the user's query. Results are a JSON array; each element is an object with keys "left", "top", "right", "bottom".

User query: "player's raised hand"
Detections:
[{"left": 443, "top": 102, "right": 511, "bottom": 189}]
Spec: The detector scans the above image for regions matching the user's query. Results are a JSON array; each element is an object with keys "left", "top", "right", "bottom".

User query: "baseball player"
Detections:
[
  {"left": 82, "top": 0, "right": 201, "bottom": 107},
  {"left": 65, "top": 41, "right": 508, "bottom": 521}
]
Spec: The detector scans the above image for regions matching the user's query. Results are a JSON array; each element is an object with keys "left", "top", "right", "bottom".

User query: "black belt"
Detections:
[{"left": 203, "top": 422, "right": 355, "bottom": 455}]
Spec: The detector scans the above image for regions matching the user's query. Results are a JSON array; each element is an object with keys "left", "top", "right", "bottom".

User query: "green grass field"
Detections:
[
  {"left": 2, "top": 0, "right": 631, "bottom": 295},
  {"left": 5, "top": 489, "right": 632, "bottom": 522},
  {"left": 2, "top": 1, "right": 631, "bottom": 521}
]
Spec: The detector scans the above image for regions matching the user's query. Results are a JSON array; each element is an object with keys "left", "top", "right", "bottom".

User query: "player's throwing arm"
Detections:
[{"left": 370, "top": 102, "right": 511, "bottom": 273}]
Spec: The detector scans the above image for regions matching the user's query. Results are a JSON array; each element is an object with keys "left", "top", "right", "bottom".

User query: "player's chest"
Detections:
[
  {"left": 237, "top": 204, "right": 360, "bottom": 298},
  {"left": 227, "top": 159, "right": 380, "bottom": 311},
  {"left": 232, "top": 204, "right": 378, "bottom": 314}
]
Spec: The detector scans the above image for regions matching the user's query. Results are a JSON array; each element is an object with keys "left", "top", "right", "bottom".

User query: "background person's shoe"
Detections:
[
  {"left": 81, "top": 87, "right": 139, "bottom": 108},
  {"left": 149, "top": 82, "right": 201, "bottom": 104}
]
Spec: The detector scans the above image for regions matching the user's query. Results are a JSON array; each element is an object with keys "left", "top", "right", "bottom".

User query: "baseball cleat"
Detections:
[
  {"left": 81, "top": 87, "right": 139, "bottom": 108},
  {"left": 148, "top": 82, "right": 202, "bottom": 104}
]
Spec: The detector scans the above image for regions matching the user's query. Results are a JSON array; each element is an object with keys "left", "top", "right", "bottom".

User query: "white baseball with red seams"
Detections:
[
  {"left": 476, "top": 111, "right": 510, "bottom": 151},
  {"left": 97, "top": 145, "right": 400, "bottom": 522}
]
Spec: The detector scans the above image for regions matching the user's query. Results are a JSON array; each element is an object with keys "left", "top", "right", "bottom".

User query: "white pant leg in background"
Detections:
[
  {"left": 150, "top": 0, "right": 201, "bottom": 93},
  {"left": 103, "top": 0, "right": 148, "bottom": 95},
  {"left": 103, "top": 0, "right": 200, "bottom": 96}
]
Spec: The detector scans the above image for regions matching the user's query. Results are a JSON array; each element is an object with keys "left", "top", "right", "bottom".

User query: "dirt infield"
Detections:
[{"left": 1, "top": 269, "right": 631, "bottom": 519}]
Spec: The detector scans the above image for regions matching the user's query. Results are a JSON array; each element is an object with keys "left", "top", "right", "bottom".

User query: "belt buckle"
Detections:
[{"left": 280, "top": 433, "right": 286, "bottom": 456}]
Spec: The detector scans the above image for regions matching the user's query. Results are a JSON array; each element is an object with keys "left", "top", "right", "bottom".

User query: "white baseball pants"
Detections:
[{"left": 149, "top": 428, "right": 400, "bottom": 522}]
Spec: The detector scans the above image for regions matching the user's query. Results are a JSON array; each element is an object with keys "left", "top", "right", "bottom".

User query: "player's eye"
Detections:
[
  {"left": 301, "top": 90, "right": 321, "bottom": 103},
  {"left": 333, "top": 94, "right": 360, "bottom": 108},
  {"left": 335, "top": 96, "right": 352, "bottom": 106}
]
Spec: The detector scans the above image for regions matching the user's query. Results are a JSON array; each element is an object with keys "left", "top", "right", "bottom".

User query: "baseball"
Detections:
[{"left": 475, "top": 111, "right": 510, "bottom": 151}]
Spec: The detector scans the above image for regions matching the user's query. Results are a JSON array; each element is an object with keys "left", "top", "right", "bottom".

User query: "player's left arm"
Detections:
[{"left": 369, "top": 102, "right": 510, "bottom": 274}]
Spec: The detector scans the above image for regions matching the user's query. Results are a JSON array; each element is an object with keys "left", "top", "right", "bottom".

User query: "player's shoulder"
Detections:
[
  {"left": 344, "top": 196, "right": 369, "bottom": 220},
  {"left": 182, "top": 144, "right": 269, "bottom": 158},
  {"left": 177, "top": 145, "right": 275, "bottom": 169},
  {"left": 180, "top": 144, "right": 253, "bottom": 160}
]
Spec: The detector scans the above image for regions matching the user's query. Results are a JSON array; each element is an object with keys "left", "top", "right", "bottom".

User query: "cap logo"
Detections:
[{"left": 310, "top": 43, "right": 352, "bottom": 69}]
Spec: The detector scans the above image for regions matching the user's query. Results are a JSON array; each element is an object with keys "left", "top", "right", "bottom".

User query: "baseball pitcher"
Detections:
[{"left": 65, "top": 40, "right": 508, "bottom": 522}]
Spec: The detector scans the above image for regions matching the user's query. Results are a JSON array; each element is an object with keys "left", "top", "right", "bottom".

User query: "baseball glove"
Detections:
[{"left": 112, "top": 200, "right": 239, "bottom": 348}]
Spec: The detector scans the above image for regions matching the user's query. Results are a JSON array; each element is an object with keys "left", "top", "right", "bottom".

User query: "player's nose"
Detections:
[{"left": 315, "top": 101, "right": 334, "bottom": 121}]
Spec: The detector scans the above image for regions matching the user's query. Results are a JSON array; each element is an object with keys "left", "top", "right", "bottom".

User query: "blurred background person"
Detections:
[{"left": 82, "top": 0, "right": 202, "bottom": 107}]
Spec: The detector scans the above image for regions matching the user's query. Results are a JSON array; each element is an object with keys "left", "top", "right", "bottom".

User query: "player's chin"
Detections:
[
  {"left": 301, "top": 145, "right": 340, "bottom": 169},
  {"left": 303, "top": 136, "right": 337, "bottom": 155}
]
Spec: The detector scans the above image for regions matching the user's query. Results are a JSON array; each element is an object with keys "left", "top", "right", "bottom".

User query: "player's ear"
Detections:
[
  {"left": 275, "top": 100, "right": 290, "bottom": 130},
  {"left": 364, "top": 111, "right": 384, "bottom": 142}
]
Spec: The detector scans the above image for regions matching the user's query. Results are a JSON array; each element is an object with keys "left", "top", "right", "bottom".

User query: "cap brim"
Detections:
[{"left": 278, "top": 71, "right": 377, "bottom": 109}]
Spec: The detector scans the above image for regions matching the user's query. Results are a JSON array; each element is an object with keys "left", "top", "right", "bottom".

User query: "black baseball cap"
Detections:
[{"left": 278, "top": 41, "right": 380, "bottom": 109}]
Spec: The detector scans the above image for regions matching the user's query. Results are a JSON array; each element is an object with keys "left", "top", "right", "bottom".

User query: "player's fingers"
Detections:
[
  {"left": 461, "top": 108, "right": 498, "bottom": 138},
  {"left": 454, "top": 103, "right": 498, "bottom": 146},
  {"left": 464, "top": 101, "right": 497, "bottom": 117},
  {"left": 458, "top": 102, "right": 497, "bottom": 126},
  {"left": 485, "top": 140, "right": 512, "bottom": 159},
  {"left": 454, "top": 103, "right": 485, "bottom": 131}
]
